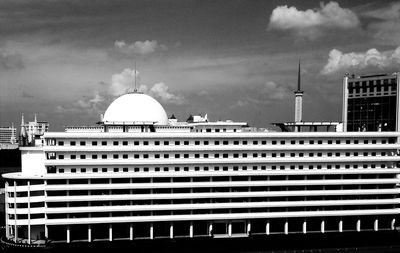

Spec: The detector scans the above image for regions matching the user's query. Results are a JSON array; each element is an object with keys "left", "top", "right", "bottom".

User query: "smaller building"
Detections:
[
  {"left": 0, "top": 125, "right": 17, "bottom": 144},
  {"left": 20, "top": 114, "right": 49, "bottom": 147}
]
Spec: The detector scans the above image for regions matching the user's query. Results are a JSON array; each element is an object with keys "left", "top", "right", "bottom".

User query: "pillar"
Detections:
[
  {"left": 342, "top": 74, "right": 349, "bottom": 132},
  {"left": 228, "top": 222, "right": 232, "bottom": 237},
  {"left": 339, "top": 219, "right": 343, "bottom": 232},
  {"left": 67, "top": 225, "right": 70, "bottom": 243},
  {"left": 284, "top": 221, "right": 289, "bottom": 235},
  {"left": 88, "top": 225, "right": 92, "bottom": 242},
  {"left": 321, "top": 220, "right": 325, "bottom": 233},
  {"left": 266, "top": 221, "right": 270, "bottom": 235},
  {"left": 302, "top": 220, "right": 307, "bottom": 234},
  {"left": 27, "top": 181, "right": 31, "bottom": 244},
  {"left": 14, "top": 181, "right": 17, "bottom": 243},
  {"left": 129, "top": 224, "right": 133, "bottom": 240},
  {"left": 150, "top": 223, "right": 154, "bottom": 239},
  {"left": 169, "top": 223, "right": 174, "bottom": 239},
  {"left": 391, "top": 218, "right": 396, "bottom": 230},
  {"left": 374, "top": 219, "right": 379, "bottom": 231},
  {"left": 208, "top": 223, "right": 213, "bottom": 237},
  {"left": 109, "top": 224, "right": 113, "bottom": 241},
  {"left": 356, "top": 219, "right": 361, "bottom": 232},
  {"left": 247, "top": 222, "right": 251, "bottom": 235},
  {"left": 189, "top": 222, "right": 193, "bottom": 238}
]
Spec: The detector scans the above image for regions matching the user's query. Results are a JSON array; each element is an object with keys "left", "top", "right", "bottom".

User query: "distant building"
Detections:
[
  {"left": 294, "top": 60, "right": 303, "bottom": 123},
  {"left": 0, "top": 125, "right": 17, "bottom": 144},
  {"left": 20, "top": 114, "right": 49, "bottom": 146},
  {"left": 342, "top": 73, "right": 400, "bottom": 132}
]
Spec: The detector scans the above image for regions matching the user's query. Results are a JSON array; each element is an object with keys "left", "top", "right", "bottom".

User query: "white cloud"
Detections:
[
  {"left": 149, "top": 82, "right": 185, "bottom": 105},
  {"left": 110, "top": 68, "right": 139, "bottom": 96},
  {"left": 321, "top": 46, "right": 400, "bottom": 75},
  {"left": 114, "top": 40, "right": 167, "bottom": 55},
  {"left": 268, "top": 1, "right": 359, "bottom": 38}
]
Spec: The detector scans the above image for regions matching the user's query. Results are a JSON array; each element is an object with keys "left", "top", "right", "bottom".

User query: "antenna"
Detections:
[
  {"left": 297, "top": 59, "right": 301, "bottom": 91},
  {"left": 134, "top": 61, "right": 137, "bottom": 92}
]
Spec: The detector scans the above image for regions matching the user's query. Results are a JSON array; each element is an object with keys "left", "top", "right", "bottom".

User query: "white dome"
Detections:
[{"left": 103, "top": 93, "right": 168, "bottom": 125}]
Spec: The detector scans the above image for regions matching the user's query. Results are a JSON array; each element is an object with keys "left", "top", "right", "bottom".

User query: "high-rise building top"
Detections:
[
  {"left": 0, "top": 125, "right": 17, "bottom": 144},
  {"left": 342, "top": 72, "right": 400, "bottom": 132}
]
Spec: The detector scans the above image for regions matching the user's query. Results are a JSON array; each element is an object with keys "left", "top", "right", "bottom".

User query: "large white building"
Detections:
[{"left": 2, "top": 92, "right": 400, "bottom": 246}]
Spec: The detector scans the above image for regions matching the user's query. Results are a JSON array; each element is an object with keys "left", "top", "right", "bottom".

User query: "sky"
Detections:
[{"left": 0, "top": 0, "right": 400, "bottom": 131}]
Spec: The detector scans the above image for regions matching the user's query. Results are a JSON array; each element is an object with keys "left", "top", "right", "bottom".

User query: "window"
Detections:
[
  {"left": 123, "top": 141, "right": 128, "bottom": 146},
  {"left": 164, "top": 154, "right": 169, "bottom": 158},
  {"left": 328, "top": 140, "right": 332, "bottom": 144},
  {"left": 184, "top": 141, "right": 189, "bottom": 145},
  {"left": 70, "top": 141, "right": 76, "bottom": 146},
  {"left": 123, "top": 154, "right": 128, "bottom": 159},
  {"left": 195, "top": 154, "right": 200, "bottom": 158},
  {"left": 364, "top": 140, "right": 368, "bottom": 144},
  {"left": 92, "top": 154, "right": 98, "bottom": 159},
  {"left": 80, "top": 155, "right": 86, "bottom": 159},
  {"left": 354, "top": 140, "right": 359, "bottom": 144},
  {"left": 214, "top": 141, "right": 220, "bottom": 145},
  {"left": 102, "top": 154, "right": 107, "bottom": 159},
  {"left": 262, "top": 141, "right": 267, "bottom": 145},
  {"left": 234, "top": 141, "right": 239, "bottom": 145},
  {"left": 155, "top": 154, "right": 160, "bottom": 159},
  {"left": 214, "top": 154, "right": 219, "bottom": 158},
  {"left": 280, "top": 153, "right": 285, "bottom": 157},
  {"left": 272, "top": 141, "right": 277, "bottom": 145},
  {"left": 155, "top": 141, "right": 160, "bottom": 145},
  {"left": 134, "top": 141, "right": 139, "bottom": 145},
  {"left": 242, "top": 153, "right": 247, "bottom": 158},
  {"left": 101, "top": 141, "right": 107, "bottom": 146},
  {"left": 372, "top": 140, "right": 377, "bottom": 144},
  {"left": 59, "top": 155, "right": 64, "bottom": 159},
  {"left": 336, "top": 140, "right": 341, "bottom": 144},
  {"left": 102, "top": 168, "right": 107, "bottom": 172},
  {"left": 253, "top": 141, "right": 258, "bottom": 145},
  {"left": 184, "top": 154, "right": 189, "bottom": 158},
  {"left": 233, "top": 153, "right": 239, "bottom": 158},
  {"left": 134, "top": 154, "right": 139, "bottom": 159},
  {"left": 81, "top": 168, "right": 86, "bottom": 173},
  {"left": 223, "top": 141, "right": 229, "bottom": 145},
  {"left": 299, "top": 153, "right": 304, "bottom": 157},
  {"left": 71, "top": 155, "right": 76, "bottom": 159},
  {"left": 309, "top": 153, "right": 314, "bottom": 157},
  {"left": 175, "top": 154, "right": 180, "bottom": 158},
  {"left": 123, "top": 168, "right": 128, "bottom": 172},
  {"left": 242, "top": 141, "right": 247, "bottom": 145},
  {"left": 223, "top": 154, "right": 229, "bottom": 158},
  {"left": 113, "top": 154, "right": 119, "bottom": 159},
  {"left": 290, "top": 153, "right": 295, "bottom": 157},
  {"left": 113, "top": 141, "right": 118, "bottom": 146},
  {"left": 280, "top": 140, "right": 285, "bottom": 145},
  {"left": 93, "top": 168, "right": 98, "bottom": 173},
  {"left": 58, "top": 141, "right": 64, "bottom": 146},
  {"left": 272, "top": 153, "right": 277, "bottom": 157},
  {"left": 346, "top": 140, "right": 351, "bottom": 144},
  {"left": 317, "top": 153, "right": 322, "bottom": 157},
  {"left": 71, "top": 168, "right": 76, "bottom": 173},
  {"left": 203, "top": 154, "right": 209, "bottom": 158},
  {"left": 253, "top": 153, "right": 258, "bottom": 158},
  {"left": 345, "top": 152, "right": 350, "bottom": 156},
  {"left": 318, "top": 140, "right": 322, "bottom": 144},
  {"left": 309, "top": 140, "right": 314, "bottom": 144},
  {"left": 175, "top": 141, "right": 180, "bottom": 145},
  {"left": 164, "top": 141, "right": 169, "bottom": 145},
  {"left": 114, "top": 168, "right": 119, "bottom": 172},
  {"left": 335, "top": 153, "right": 340, "bottom": 157},
  {"left": 80, "top": 141, "right": 86, "bottom": 146},
  {"left": 92, "top": 141, "right": 97, "bottom": 146},
  {"left": 299, "top": 140, "right": 304, "bottom": 145},
  {"left": 144, "top": 141, "right": 149, "bottom": 145},
  {"left": 195, "top": 141, "right": 200, "bottom": 145},
  {"left": 327, "top": 153, "right": 332, "bottom": 157}
]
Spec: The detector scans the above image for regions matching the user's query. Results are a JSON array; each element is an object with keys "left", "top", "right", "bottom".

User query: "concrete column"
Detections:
[
  {"left": 13, "top": 181, "right": 17, "bottom": 243},
  {"left": 247, "top": 222, "right": 251, "bottom": 235},
  {"left": 302, "top": 220, "right": 307, "bottom": 234},
  {"left": 342, "top": 74, "right": 349, "bottom": 132},
  {"left": 150, "top": 223, "right": 154, "bottom": 239},
  {"left": 109, "top": 224, "right": 112, "bottom": 241},
  {"left": 391, "top": 218, "right": 396, "bottom": 230},
  {"left": 88, "top": 225, "right": 92, "bottom": 242},
  {"left": 169, "top": 223, "right": 174, "bottom": 239},
  {"left": 339, "top": 220, "right": 343, "bottom": 232},
  {"left": 5, "top": 182, "right": 9, "bottom": 239},
  {"left": 228, "top": 222, "right": 232, "bottom": 237},
  {"left": 284, "top": 221, "right": 289, "bottom": 235},
  {"left": 129, "top": 224, "right": 133, "bottom": 240},
  {"left": 208, "top": 223, "right": 213, "bottom": 237},
  {"left": 356, "top": 219, "right": 361, "bottom": 232},
  {"left": 374, "top": 219, "right": 379, "bottom": 231},
  {"left": 27, "top": 181, "right": 31, "bottom": 244},
  {"left": 189, "top": 222, "right": 194, "bottom": 238},
  {"left": 321, "top": 220, "right": 325, "bottom": 233},
  {"left": 67, "top": 225, "right": 70, "bottom": 243},
  {"left": 266, "top": 221, "right": 270, "bottom": 235}
]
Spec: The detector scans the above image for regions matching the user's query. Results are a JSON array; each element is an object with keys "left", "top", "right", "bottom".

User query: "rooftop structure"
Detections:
[{"left": 20, "top": 114, "right": 49, "bottom": 147}]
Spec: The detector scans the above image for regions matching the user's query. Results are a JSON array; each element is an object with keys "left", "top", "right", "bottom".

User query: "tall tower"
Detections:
[
  {"left": 20, "top": 113, "right": 27, "bottom": 145},
  {"left": 294, "top": 60, "right": 303, "bottom": 123}
]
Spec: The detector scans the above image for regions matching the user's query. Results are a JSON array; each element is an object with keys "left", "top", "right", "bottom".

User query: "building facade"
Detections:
[
  {"left": 342, "top": 73, "right": 400, "bottom": 132},
  {"left": 0, "top": 126, "right": 17, "bottom": 144},
  {"left": 3, "top": 92, "right": 400, "bottom": 246}
]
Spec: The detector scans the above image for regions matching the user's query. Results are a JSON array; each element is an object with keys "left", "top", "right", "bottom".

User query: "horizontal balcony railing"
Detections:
[
  {"left": 45, "top": 188, "right": 400, "bottom": 202},
  {"left": 44, "top": 179, "right": 400, "bottom": 191}
]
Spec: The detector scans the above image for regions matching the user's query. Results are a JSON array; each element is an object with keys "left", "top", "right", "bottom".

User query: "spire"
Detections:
[
  {"left": 297, "top": 59, "right": 301, "bottom": 92},
  {"left": 21, "top": 113, "right": 25, "bottom": 126},
  {"left": 34, "top": 113, "right": 37, "bottom": 123},
  {"left": 134, "top": 61, "right": 137, "bottom": 92}
]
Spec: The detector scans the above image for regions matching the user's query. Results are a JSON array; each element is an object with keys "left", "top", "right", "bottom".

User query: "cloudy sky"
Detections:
[{"left": 0, "top": 0, "right": 400, "bottom": 131}]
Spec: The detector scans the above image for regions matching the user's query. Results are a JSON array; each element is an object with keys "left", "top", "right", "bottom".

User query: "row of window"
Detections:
[
  {"left": 53, "top": 138, "right": 395, "bottom": 147},
  {"left": 52, "top": 163, "right": 391, "bottom": 174},
  {"left": 53, "top": 151, "right": 392, "bottom": 160}
]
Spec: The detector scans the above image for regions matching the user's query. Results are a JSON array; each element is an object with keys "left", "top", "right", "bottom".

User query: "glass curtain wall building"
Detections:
[{"left": 342, "top": 73, "right": 400, "bottom": 132}]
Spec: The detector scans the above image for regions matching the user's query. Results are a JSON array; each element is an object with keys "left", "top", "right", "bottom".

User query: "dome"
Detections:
[{"left": 103, "top": 93, "right": 168, "bottom": 125}]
